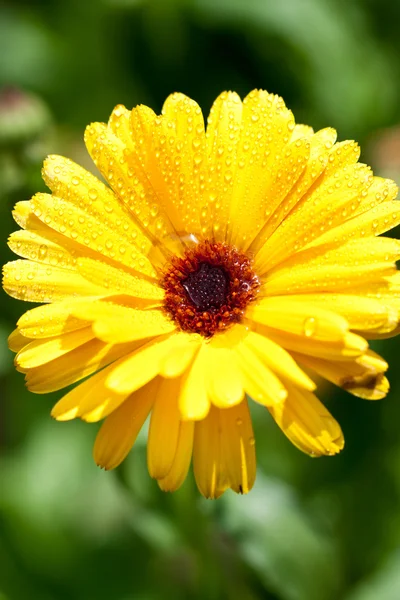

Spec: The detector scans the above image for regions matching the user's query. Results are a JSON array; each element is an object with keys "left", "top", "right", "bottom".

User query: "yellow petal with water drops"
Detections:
[
  {"left": 351, "top": 176, "right": 398, "bottom": 217},
  {"left": 85, "top": 119, "right": 177, "bottom": 255},
  {"left": 228, "top": 90, "right": 307, "bottom": 249},
  {"left": 3, "top": 259, "right": 106, "bottom": 302},
  {"left": 12, "top": 200, "right": 32, "bottom": 228},
  {"left": 193, "top": 404, "right": 229, "bottom": 499},
  {"left": 292, "top": 351, "right": 389, "bottom": 400},
  {"left": 219, "top": 399, "right": 256, "bottom": 495},
  {"left": 158, "top": 420, "right": 194, "bottom": 492},
  {"left": 42, "top": 154, "right": 152, "bottom": 256},
  {"left": 203, "top": 91, "right": 243, "bottom": 241},
  {"left": 256, "top": 161, "right": 373, "bottom": 273},
  {"left": 17, "top": 300, "right": 91, "bottom": 339},
  {"left": 309, "top": 199, "right": 400, "bottom": 249},
  {"left": 8, "top": 229, "right": 78, "bottom": 270},
  {"left": 25, "top": 339, "right": 137, "bottom": 393},
  {"left": 250, "top": 128, "right": 337, "bottom": 252},
  {"left": 243, "top": 330, "right": 315, "bottom": 391},
  {"left": 323, "top": 139, "right": 361, "bottom": 176},
  {"left": 15, "top": 327, "right": 95, "bottom": 369},
  {"left": 262, "top": 237, "right": 400, "bottom": 296},
  {"left": 71, "top": 300, "right": 173, "bottom": 343},
  {"left": 205, "top": 345, "right": 244, "bottom": 409},
  {"left": 159, "top": 333, "right": 201, "bottom": 377},
  {"left": 92, "top": 309, "right": 175, "bottom": 344},
  {"left": 107, "top": 104, "right": 134, "bottom": 147},
  {"left": 93, "top": 381, "right": 156, "bottom": 470},
  {"left": 255, "top": 325, "right": 368, "bottom": 361},
  {"left": 235, "top": 342, "right": 288, "bottom": 406},
  {"left": 77, "top": 257, "right": 161, "bottom": 298},
  {"left": 277, "top": 294, "right": 398, "bottom": 334},
  {"left": 147, "top": 377, "right": 182, "bottom": 479},
  {"left": 11, "top": 199, "right": 123, "bottom": 269},
  {"left": 30, "top": 192, "right": 156, "bottom": 278},
  {"left": 268, "top": 383, "right": 344, "bottom": 457},
  {"left": 248, "top": 297, "right": 349, "bottom": 342},
  {"left": 179, "top": 344, "right": 210, "bottom": 420},
  {"left": 159, "top": 93, "right": 207, "bottom": 236},
  {"left": 105, "top": 333, "right": 179, "bottom": 395},
  {"left": 291, "top": 124, "right": 314, "bottom": 140}
]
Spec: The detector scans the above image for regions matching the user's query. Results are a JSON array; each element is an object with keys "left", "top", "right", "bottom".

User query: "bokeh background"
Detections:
[{"left": 1, "top": 0, "right": 400, "bottom": 598}]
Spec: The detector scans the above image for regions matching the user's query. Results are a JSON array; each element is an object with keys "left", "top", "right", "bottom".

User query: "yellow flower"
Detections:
[{"left": 3, "top": 90, "right": 400, "bottom": 498}]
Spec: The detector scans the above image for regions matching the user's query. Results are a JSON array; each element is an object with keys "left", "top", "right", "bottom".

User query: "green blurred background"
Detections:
[{"left": 2, "top": 0, "right": 400, "bottom": 598}]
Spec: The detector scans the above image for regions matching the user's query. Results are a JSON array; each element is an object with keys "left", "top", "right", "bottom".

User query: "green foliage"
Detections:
[{"left": 1, "top": 0, "right": 400, "bottom": 598}]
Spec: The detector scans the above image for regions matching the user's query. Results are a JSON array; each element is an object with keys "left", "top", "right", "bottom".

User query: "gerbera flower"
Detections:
[{"left": 3, "top": 90, "right": 400, "bottom": 498}]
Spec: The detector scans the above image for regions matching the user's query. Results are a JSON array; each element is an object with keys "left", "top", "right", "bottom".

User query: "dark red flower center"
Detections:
[{"left": 162, "top": 241, "right": 259, "bottom": 337}]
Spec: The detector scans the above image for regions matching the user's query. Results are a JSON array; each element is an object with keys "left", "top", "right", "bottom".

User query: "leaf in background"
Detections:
[
  {"left": 191, "top": 0, "right": 396, "bottom": 136},
  {"left": 220, "top": 473, "right": 342, "bottom": 600},
  {"left": 345, "top": 549, "right": 400, "bottom": 600}
]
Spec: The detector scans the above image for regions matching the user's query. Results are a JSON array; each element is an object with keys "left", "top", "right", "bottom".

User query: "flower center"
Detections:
[
  {"left": 182, "top": 263, "right": 228, "bottom": 311},
  {"left": 162, "top": 241, "right": 259, "bottom": 337}
]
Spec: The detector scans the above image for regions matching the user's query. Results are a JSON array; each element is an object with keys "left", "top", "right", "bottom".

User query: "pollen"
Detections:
[{"left": 162, "top": 241, "right": 259, "bottom": 337}]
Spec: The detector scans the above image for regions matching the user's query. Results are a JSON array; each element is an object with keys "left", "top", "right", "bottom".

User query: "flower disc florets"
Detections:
[{"left": 162, "top": 241, "right": 260, "bottom": 337}]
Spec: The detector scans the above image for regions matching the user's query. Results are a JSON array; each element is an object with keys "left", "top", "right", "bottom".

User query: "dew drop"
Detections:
[
  {"left": 38, "top": 244, "right": 48, "bottom": 260},
  {"left": 303, "top": 316, "right": 317, "bottom": 337}
]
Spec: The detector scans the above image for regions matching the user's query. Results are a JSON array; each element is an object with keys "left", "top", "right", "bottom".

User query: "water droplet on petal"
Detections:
[{"left": 303, "top": 316, "right": 317, "bottom": 337}]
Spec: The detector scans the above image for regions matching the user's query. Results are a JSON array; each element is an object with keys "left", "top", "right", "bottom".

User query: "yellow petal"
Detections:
[
  {"left": 92, "top": 309, "right": 174, "bottom": 344},
  {"left": 205, "top": 344, "right": 244, "bottom": 408},
  {"left": 15, "top": 327, "right": 95, "bottom": 369},
  {"left": 51, "top": 353, "right": 142, "bottom": 422},
  {"left": 160, "top": 93, "right": 207, "bottom": 236},
  {"left": 12, "top": 200, "right": 32, "bottom": 228},
  {"left": 203, "top": 91, "right": 243, "bottom": 241},
  {"left": 276, "top": 293, "right": 398, "bottom": 334},
  {"left": 85, "top": 119, "right": 180, "bottom": 256},
  {"left": 157, "top": 420, "right": 194, "bottom": 492},
  {"left": 8, "top": 229, "right": 77, "bottom": 270},
  {"left": 257, "top": 161, "right": 372, "bottom": 272},
  {"left": 292, "top": 350, "right": 389, "bottom": 400},
  {"left": 93, "top": 380, "right": 156, "bottom": 470},
  {"left": 71, "top": 298, "right": 174, "bottom": 343},
  {"left": 219, "top": 398, "right": 256, "bottom": 495},
  {"left": 250, "top": 127, "right": 337, "bottom": 252},
  {"left": 147, "top": 377, "right": 182, "bottom": 479},
  {"left": 308, "top": 180, "right": 399, "bottom": 248},
  {"left": 228, "top": 90, "right": 301, "bottom": 249},
  {"left": 42, "top": 154, "right": 152, "bottom": 260},
  {"left": 262, "top": 237, "right": 400, "bottom": 295},
  {"left": 179, "top": 345, "right": 210, "bottom": 420},
  {"left": 25, "top": 339, "right": 137, "bottom": 393},
  {"left": 8, "top": 328, "right": 31, "bottom": 352},
  {"left": 3, "top": 259, "right": 105, "bottom": 302},
  {"left": 159, "top": 333, "right": 201, "bottom": 377},
  {"left": 268, "top": 383, "right": 344, "bottom": 456},
  {"left": 31, "top": 191, "right": 155, "bottom": 278},
  {"left": 248, "top": 297, "right": 349, "bottom": 341},
  {"left": 193, "top": 404, "right": 229, "bottom": 499},
  {"left": 76, "top": 257, "right": 161, "bottom": 299},
  {"left": 243, "top": 330, "right": 315, "bottom": 390},
  {"left": 105, "top": 333, "right": 179, "bottom": 394},
  {"left": 255, "top": 324, "right": 368, "bottom": 360},
  {"left": 17, "top": 300, "right": 91, "bottom": 338},
  {"left": 236, "top": 342, "right": 288, "bottom": 406}
]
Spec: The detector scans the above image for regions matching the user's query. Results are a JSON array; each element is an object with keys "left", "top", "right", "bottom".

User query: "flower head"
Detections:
[{"left": 4, "top": 90, "right": 400, "bottom": 498}]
